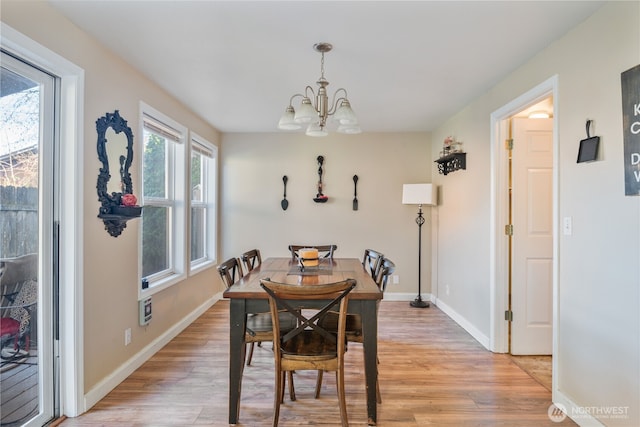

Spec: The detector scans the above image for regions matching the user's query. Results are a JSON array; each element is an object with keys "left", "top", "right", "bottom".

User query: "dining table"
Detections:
[{"left": 223, "top": 257, "right": 383, "bottom": 426}]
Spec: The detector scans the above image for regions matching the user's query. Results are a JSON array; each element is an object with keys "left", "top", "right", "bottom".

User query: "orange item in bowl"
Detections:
[{"left": 299, "top": 248, "right": 319, "bottom": 267}]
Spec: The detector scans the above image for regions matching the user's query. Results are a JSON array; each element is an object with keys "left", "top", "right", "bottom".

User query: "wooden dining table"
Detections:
[{"left": 223, "top": 257, "right": 383, "bottom": 425}]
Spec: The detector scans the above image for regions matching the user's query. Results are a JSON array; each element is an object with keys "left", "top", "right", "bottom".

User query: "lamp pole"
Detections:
[{"left": 410, "top": 204, "right": 429, "bottom": 308}]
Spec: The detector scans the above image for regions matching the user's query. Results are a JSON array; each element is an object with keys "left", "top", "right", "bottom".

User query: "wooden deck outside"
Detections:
[{"left": 1, "top": 351, "right": 39, "bottom": 426}]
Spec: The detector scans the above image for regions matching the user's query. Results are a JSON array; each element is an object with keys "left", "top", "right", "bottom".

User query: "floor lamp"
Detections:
[{"left": 402, "top": 183, "right": 435, "bottom": 308}]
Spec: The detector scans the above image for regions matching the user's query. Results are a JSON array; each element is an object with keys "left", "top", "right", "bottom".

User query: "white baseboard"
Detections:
[
  {"left": 433, "top": 297, "right": 491, "bottom": 350},
  {"left": 553, "top": 390, "right": 606, "bottom": 427},
  {"left": 83, "top": 294, "right": 221, "bottom": 411}
]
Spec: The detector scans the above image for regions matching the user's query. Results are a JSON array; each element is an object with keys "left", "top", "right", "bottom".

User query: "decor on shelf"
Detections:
[
  {"left": 314, "top": 155, "right": 328, "bottom": 203},
  {"left": 440, "top": 136, "right": 464, "bottom": 157},
  {"left": 402, "top": 183, "right": 435, "bottom": 308},
  {"left": 110, "top": 193, "right": 142, "bottom": 216},
  {"left": 96, "top": 110, "right": 142, "bottom": 237},
  {"left": 277, "top": 42, "right": 360, "bottom": 136},
  {"left": 436, "top": 136, "right": 466, "bottom": 175}
]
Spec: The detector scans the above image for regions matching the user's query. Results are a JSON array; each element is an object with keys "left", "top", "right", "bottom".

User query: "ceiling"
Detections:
[{"left": 50, "top": 0, "right": 604, "bottom": 134}]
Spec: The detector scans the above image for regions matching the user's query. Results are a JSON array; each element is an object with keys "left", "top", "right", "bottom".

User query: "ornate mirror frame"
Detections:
[{"left": 96, "top": 110, "right": 140, "bottom": 237}]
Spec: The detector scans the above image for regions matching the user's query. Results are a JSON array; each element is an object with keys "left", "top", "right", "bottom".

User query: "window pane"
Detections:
[
  {"left": 191, "top": 206, "right": 205, "bottom": 261},
  {"left": 142, "top": 205, "right": 169, "bottom": 277},
  {"left": 191, "top": 151, "right": 203, "bottom": 202},
  {"left": 143, "top": 131, "right": 166, "bottom": 198}
]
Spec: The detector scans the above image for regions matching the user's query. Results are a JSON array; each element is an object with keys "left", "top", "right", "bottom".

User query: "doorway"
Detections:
[
  {"left": 490, "top": 76, "right": 559, "bottom": 372},
  {"left": 1, "top": 50, "right": 57, "bottom": 427},
  {"left": 2, "top": 22, "right": 85, "bottom": 423}
]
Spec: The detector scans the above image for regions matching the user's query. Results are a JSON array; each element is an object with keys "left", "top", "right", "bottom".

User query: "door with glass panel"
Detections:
[{"left": 0, "top": 51, "right": 57, "bottom": 427}]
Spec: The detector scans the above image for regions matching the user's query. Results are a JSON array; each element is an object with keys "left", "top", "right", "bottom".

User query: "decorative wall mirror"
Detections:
[{"left": 96, "top": 110, "right": 141, "bottom": 237}]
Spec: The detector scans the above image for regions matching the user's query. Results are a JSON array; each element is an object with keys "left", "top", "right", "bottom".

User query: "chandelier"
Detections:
[{"left": 278, "top": 42, "right": 360, "bottom": 137}]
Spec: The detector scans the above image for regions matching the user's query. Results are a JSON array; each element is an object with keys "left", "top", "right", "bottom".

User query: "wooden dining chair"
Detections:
[
  {"left": 260, "top": 278, "right": 356, "bottom": 427},
  {"left": 216, "top": 256, "right": 244, "bottom": 288},
  {"left": 216, "top": 257, "right": 297, "bottom": 370},
  {"left": 241, "top": 248, "right": 262, "bottom": 272},
  {"left": 316, "top": 257, "right": 396, "bottom": 403},
  {"left": 362, "top": 249, "right": 384, "bottom": 278},
  {"left": 375, "top": 257, "right": 396, "bottom": 292},
  {"left": 288, "top": 244, "right": 337, "bottom": 261}
]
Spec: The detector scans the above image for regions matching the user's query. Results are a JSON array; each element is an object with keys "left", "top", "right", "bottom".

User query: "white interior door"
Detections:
[{"left": 511, "top": 117, "right": 553, "bottom": 355}]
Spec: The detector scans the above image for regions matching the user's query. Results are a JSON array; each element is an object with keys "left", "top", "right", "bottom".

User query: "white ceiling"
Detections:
[{"left": 50, "top": 0, "right": 604, "bottom": 134}]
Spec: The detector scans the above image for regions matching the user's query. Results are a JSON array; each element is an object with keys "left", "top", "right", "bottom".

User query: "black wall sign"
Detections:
[{"left": 621, "top": 64, "right": 640, "bottom": 196}]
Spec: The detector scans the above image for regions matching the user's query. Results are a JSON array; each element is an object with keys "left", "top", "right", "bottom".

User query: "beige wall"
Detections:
[
  {"left": 220, "top": 132, "right": 433, "bottom": 297},
  {"left": 431, "top": 2, "right": 639, "bottom": 425},
  {"left": 2, "top": 0, "right": 223, "bottom": 396}
]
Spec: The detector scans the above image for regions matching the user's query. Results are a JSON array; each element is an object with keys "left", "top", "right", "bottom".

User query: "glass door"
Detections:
[{"left": 0, "top": 51, "right": 57, "bottom": 427}]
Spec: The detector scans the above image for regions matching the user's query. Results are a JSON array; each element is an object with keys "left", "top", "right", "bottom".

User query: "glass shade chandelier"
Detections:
[{"left": 278, "top": 42, "right": 360, "bottom": 137}]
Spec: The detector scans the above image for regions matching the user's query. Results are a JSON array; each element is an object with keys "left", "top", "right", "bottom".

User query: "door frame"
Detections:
[
  {"left": 489, "top": 76, "right": 559, "bottom": 363},
  {"left": 2, "top": 23, "right": 85, "bottom": 417}
]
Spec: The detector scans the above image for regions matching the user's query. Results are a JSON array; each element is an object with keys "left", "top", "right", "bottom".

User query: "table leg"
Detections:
[
  {"left": 229, "top": 298, "right": 246, "bottom": 424},
  {"left": 361, "top": 300, "right": 378, "bottom": 425}
]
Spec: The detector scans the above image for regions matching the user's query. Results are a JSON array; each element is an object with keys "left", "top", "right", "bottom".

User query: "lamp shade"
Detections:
[
  {"left": 278, "top": 106, "right": 302, "bottom": 130},
  {"left": 305, "top": 122, "right": 328, "bottom": 137},
  {"left": 294, "top": 98, "right": 317, "bottom": 123},
  {"left": 402, "top": 183, "right": 435, "bottom": 205},
  {"left": 333, "top": 99, "right": 357, "bottom": 125}
]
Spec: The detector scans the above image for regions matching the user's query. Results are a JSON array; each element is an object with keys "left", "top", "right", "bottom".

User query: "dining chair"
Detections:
[
  {"left": 375, "top": 257, "right": 396, "bottom": 292},
  {"left": 217, "top": 256, "right": 245, "bottom": 288},
  {"left": 362, "top": 249, "right": 384, "bottom": 278},
  {"left": 316, "top": 257, "right": 396, "bottom": 403},
  {"left": 217, "top": 257, "right": 297, "bottom": 371},
  {"left": 241, "top": 248, "right": 262, "bottom": 272},
  {"left": 288, "top": 244, "right": 337, "bottom": 261},
  {"left": 260, "top": 278, "right": 357, "bottom": 427}
]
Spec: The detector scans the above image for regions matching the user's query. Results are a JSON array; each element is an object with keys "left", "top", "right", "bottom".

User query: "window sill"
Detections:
[
  {"left": 139, "top": 271, "right": 186, "bottom": 300},
  {"left": 189, "top": 258, "right": 216, "bottom": 276}
]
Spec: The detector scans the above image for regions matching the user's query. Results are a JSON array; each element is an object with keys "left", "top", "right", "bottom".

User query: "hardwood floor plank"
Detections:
[{"left": 59, "top": 301, "right": 575, "bottom": 426}]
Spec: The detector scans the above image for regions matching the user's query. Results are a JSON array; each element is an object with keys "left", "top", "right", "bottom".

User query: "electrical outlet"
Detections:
[
  {"left": 393, "top": 275, "right": 399, "bottom": 284},
  {"left": 446, "top": 284, "right": 450, "bottom": 296},
  {"left": 124, "top": 328, "right": 131, "bottom": 346}
]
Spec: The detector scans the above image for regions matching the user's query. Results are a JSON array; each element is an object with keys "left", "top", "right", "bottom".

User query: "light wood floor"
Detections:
[{"left": 59, "top": 301, "right": 575, "bottom": 426}]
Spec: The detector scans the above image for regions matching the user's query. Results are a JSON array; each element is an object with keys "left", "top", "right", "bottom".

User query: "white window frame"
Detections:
[
  {"left": 139, "top": 102, "right": 187, "bottom": 299},
  {"left": 189, "top": 132, "right": 217, "bottom": 274}
]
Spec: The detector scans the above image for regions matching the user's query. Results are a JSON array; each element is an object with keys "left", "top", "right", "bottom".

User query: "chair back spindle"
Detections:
[
  {"left": 362, "top": 249, "right": 384, "bottom": 278},
  {"left": 241, "top": 249, "right": 262, "bottom": 272},
  {"left": 217, "top": 257, "right": 244, "bottom": 289}
]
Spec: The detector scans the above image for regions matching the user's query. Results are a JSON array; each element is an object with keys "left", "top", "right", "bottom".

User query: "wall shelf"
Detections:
[{"left": 435, "top": 152, "right": 466, "bottom": 175}]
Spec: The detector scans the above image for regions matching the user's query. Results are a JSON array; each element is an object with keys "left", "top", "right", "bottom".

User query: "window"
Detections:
[
  {"left": 189, "top": 133, "right": 217, "bottom": 272},
  {"left": 140, "top": 103, "right": 186, "bottom": 295}
]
